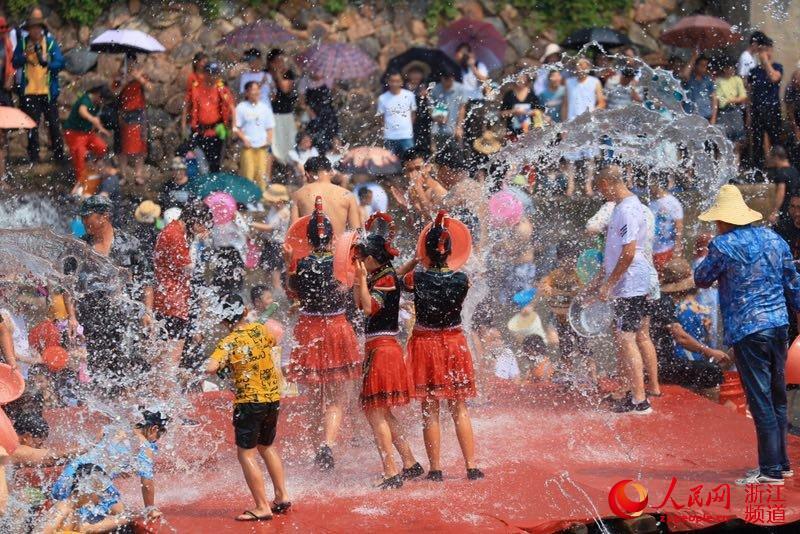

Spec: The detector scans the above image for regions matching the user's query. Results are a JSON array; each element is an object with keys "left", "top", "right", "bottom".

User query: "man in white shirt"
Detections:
[
  {"left": 738, "top": 32, "right": 769, "bottom": 78},
  {"left": 377, "top": 71, "right": 417, "bottom": 157},
  {"left": 648, "top": 175, "right": 684, "bottom": 270},
  {"left": 238, "top": 48, "right": 275, "bottom": 104},
  {"left": 595, "top": 165, "right": 660, "bottom": 415},
  {"left": 562, "top": 58, "right": 606, "bottom": 122},
  {"left": 234, "top": 81, "right": 275, "bottom": 191},
  {"left": 455, "top": 43, "right": 489, "bottom": 100}
]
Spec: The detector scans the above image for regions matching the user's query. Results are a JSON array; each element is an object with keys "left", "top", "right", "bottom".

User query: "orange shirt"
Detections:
[
  {"left": 189, "top": 81, "right": 233, "bottom": 131},
  {"left": 119, "top": 80, "right": 145, "bottom": 112},
  {"left": 153, "top": 220, "right": 191, "bottom": 319}
]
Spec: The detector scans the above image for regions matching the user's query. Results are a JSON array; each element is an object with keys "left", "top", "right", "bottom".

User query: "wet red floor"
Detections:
[{"left": 39, "top": 384, "right": 800, "bottom": 533}]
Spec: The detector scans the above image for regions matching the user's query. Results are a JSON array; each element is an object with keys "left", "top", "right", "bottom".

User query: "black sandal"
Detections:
[
  {"left": 235, "top": 510, "right": 273, "bottom": 522},
  {"left": 378, "top": 474, "right": 404, "bottom": 490},
  {"left": 402, "top": 462, "right": 424, "bottom": 479},
  {"left": 271, "top": 501, "right": 292, "bottom": 514},
  {"left": 467, "top": 468, "right": 485, "bottom": 480},
  {"left": 425, "top": 470, "right": 443, "bottom": 482}
]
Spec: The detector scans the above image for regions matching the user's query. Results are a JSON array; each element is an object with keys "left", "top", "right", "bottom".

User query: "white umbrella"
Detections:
[{"left": 90, "top": 29, "right": 165, "bottom": 54}]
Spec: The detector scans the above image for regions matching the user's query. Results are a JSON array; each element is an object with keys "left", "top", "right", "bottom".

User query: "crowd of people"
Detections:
[{"left": 2, "top": 3, "right": 800, "bottom": 531}]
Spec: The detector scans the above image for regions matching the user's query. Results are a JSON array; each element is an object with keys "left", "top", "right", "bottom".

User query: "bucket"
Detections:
[{"left": 719, "top": 371, "right": 747, "bottom": 415}]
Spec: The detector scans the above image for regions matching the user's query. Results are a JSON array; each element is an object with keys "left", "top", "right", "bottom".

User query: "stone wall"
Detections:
[{"left": 9, "top": 0, "right": 697, "bottom": 169}]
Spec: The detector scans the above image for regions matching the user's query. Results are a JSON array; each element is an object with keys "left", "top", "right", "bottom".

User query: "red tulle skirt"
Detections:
[
  {"left": 288, "top": 313, "right": 361, "bottom": 384},
  {"left": 121, "top": 123, "right": 147, "bottom": 155},
  {"left": 407, "top": 327, "right": 476, "bottom": 400},
  {"left": 361, "top": 336, "right": 413, "bottom": 409}
]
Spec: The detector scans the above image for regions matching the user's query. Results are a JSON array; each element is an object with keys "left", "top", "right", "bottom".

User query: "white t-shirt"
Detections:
[
  {"left": 565, "top": 76, "right": 601, "bottom": 121},
  {"left": 238, "top": 71, "right": 275, "bottom": 107},
  {"left": 649, "top": 194, "right": 684, "bottom": 254},
  {"left": 493, "top": 348, "right": 521, "bottom": 380},
  {"left": 265, "top": 205, "right": 290, "bottom": 241},
  {"left": 377, "top": 89, "right": 417, "bottom": 140},
  {"left": 603, "top": 194, "right": 656, "bottom": 299},
  {"left": 738, "top": 50, "right": 756, "bottom": 78},
  {"left": 235, "top": 101, "right": 275, "bottom": 149},
  {"left": 461, "top": 62, "right": 489, "bottom": 99},
  {"left": 353, "top": 182, "right": 388, "bottom": 213},
  {"left": 288, "top": 146, "right": 319, "bottom": 167}
]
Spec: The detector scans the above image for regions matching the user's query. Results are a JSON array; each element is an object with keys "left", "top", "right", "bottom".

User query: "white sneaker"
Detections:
[
  {"left": 746, "top": 468, "right": 793, "bottom": 478},
  {"left": 735, "top": 472, "right": 784, "bottom": 486}
]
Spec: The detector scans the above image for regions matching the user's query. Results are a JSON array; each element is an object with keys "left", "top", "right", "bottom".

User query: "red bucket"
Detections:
[{"left": 719, "top": 371, "right": 747, "bottom": 416}]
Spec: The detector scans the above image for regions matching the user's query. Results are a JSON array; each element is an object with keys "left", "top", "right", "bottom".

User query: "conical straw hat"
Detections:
[{"left": 698, "top": 184, "right": 762, "bottom": 226}]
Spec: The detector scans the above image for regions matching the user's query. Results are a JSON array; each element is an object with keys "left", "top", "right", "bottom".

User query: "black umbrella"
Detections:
[
  {"left": 561, "top": 27, "right": 632, "bottom": 50},
  {"left": 383, "top": 47, "right": 462, "bottom": 84}
]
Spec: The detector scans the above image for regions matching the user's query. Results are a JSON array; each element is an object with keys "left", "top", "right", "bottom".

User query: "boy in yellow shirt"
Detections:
[{"left": 205, "top": 294, "right": 291, "bottom": 522}]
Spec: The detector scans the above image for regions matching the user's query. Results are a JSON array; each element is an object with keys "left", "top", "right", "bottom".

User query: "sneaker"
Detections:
[
  {"left": 425, "top": 470, "right": 443, "bottom": 482},
  {"left": 377, "top": 474, "right": 403, "bottom": 490},
  {"left": 402, "top": 462, "right": 424, "bottom": 480},
  {"left": 612, "top": 398, "right": 653, "bottom": 415},
  {"left": 735, "top": 472, "right": 784, "bottom": 486},
  {"left": 180, "top": 417, "right": 200, "bottom": 427},
  {"left": 467, "top": 468, "right": 485, "bottom": 480},
  {"left": 314, "top": 444, "right": 334, "bottom": 471},
  {"left": 746, "top": 468, "right": 794, "bottom": 478}
]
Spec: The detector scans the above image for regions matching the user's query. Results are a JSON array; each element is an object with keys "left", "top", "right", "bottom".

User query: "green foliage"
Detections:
[
  {"left": 425, "top": 0, "right": 460, "bottom": 33},
  {"left": 196, "top": 0, "right": 221, "bottom": 20},
  {"left": 57, "top": 0, "right": 112, "bottom": 26},
  {"left": 507, "top": 0, "right": 632, "bottom": 39},
  {"left": 323, "top": 0, "right": 348, "bottom": 15},
  {"left": 7, "top": 0, "right": 37, "bottom": 19}
]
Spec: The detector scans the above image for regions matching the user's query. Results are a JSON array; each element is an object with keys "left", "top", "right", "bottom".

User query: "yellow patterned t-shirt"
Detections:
[{"left": 211, "top": 323, "right": 280, "bottom": 404}]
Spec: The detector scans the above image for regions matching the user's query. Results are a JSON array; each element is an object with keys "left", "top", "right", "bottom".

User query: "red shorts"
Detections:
[
  {"left": 361, "top": 336, "right": 413, "bottom": 409},
  {"left": 288, "top": 313, "right": 361, "bottom": 384},
  {"left": 407, "top": 327, "right": 476, "bottom": 400}
]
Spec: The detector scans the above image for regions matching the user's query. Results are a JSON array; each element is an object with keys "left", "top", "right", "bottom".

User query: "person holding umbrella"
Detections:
[
  {"left": 12, "top": 8, "right": 65, "bottom": 164},
  {"left": 63, "top": 84, "right": 113, "bottom": 196},
  {"left": 454, "top": 43, "right": 488, "bottom": 100},
  {"left": 115, "top": 54, "right": 152, "bottom": 186}
]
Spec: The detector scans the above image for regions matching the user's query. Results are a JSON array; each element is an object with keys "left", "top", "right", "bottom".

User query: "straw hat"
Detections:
[
  {"left": 540, "top": 43, "right": 562, "bottom": 63},
  {"left": 473, "top": 131, "right": 502, "bottom": 155},
  {"left": 170, "top": 156, "right": 187, "bottom": 171},
  {"left": 698, "top": 185, "right": 762, "bottom": 226},
  {"left": 263, "top": 184, "right": 290, "bottom": 203},
  {"left": 507, "top": 310, "right": 547, "bottom": 339},
  {"left": 134, "top": 200, "right": 162, "bottom": 224},
  {"left": 660, "top": 258, "right": 695, "bottom": 294},
  {"left": 401, "top": 60, "right": 431, "bottom": 81}
]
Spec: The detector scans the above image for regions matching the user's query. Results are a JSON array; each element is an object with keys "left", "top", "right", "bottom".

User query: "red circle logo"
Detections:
[{"left": 608, "top": 480, "right": 649, "bottom": 519}]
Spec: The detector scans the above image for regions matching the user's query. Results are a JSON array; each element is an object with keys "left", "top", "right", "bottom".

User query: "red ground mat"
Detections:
[{"left": 38, "top": 384, "right": 800, "bottom": 533}]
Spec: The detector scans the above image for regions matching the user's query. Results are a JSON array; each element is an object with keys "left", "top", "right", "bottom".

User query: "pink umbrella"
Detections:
[
  {"left": 660, "top": 15, "right": 740, "bottom": 50},
  {"left": 298, "top": 43, "right": 378, "bottom": 87},
  {"left": 218, "top": 20, "right": 296, "bottom": 47},
  {"left": 438, "top": 18, "right": 507, "bottom": 72},
  {"left": 0, "top": 107, "right": 36, "bottom": 129},
  {"left": 488, "top": 189, "right": 524, "bottom": 227},
  {"left": 203, "top": 191, "right": 237, "bottom": 225},
  {"left": 338, "top": 147, "right": 401, "bottom": 176}
]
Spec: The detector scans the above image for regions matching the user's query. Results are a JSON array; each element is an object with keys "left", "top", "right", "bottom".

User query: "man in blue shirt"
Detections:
[
  {"left": 695, "top": 185, "right": 800, "bottom": 486},
  {"left": 680, "top": 52, "right": 717, "bottom": 123}
]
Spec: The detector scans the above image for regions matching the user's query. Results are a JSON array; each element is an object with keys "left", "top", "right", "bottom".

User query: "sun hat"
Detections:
[
  {"left": 473, "top": 131, "right": 502, "bottom": 155},
  {"left": 540, "top": 43, "right": 562, "bottom": 63},
  {"left": 507, "top": 309, "right": 547, "bottom": 339},
  {"left": 401, "top": 60, "right": 431, "bottom": 81},
  {"left": 660, "top": 258, "right": 695, "bottom": 294},
  {"left": 134, "top": 200, "right": 162, "bottom": 224},
  {"left": 697, "top": 184, "right": 762, "bottom": 226},
  {"left": 263, "top": 184, "right": 290, "bottom": 203}
]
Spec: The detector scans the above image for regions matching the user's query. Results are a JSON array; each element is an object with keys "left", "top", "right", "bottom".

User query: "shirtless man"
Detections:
[{"left": 290, "top": 156, "right": 361, "bottom": 235}]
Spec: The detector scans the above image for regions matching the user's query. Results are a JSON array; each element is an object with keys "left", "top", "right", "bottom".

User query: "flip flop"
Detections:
[
  {"left": 235, "top": 510, "right": 273, "bottom": 522},
  {"left": 271, "top": 501, "right": 292, "bottom": 514}
]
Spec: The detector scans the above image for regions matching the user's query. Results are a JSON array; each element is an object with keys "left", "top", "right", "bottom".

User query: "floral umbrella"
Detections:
[{"left": 298, "top": 43, "right": 378, "bottom": 87}]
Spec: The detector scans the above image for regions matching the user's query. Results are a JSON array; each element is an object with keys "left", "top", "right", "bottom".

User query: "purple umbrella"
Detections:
[
  {"left": 218, "top": 20, "right": 296, "bottom": 47},
  {"left": 299, "top": 43, "right": 377, "bottom": 86}
]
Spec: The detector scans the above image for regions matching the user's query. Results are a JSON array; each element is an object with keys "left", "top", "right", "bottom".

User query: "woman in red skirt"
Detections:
[
  {"left": 116, "top": 55, "right": 152, "bottom": 185},
  {"left": 403, "top": 211, "right": 484, "bottom": 481},
  {"left": 284, "top": 197, "right": 361, "bottom": 471},
  {"left": 353, "top": 213, "right": 423, "bottom": 489}
]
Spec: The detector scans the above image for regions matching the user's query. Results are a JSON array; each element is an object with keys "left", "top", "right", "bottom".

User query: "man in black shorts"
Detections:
[
  {"left": 595, "top": 166, "right": 660, "bottom": 414},
  {"left": 205, "top": 294, "right": 290, "bottom": 522}
]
